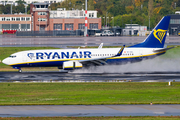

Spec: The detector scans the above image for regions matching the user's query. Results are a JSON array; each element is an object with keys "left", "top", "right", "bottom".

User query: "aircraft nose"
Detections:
[{"left": 2, "top": 58, "right": 9, "bottom": 65}]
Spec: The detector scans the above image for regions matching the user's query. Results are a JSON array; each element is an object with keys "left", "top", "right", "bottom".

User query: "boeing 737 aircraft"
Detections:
[{"left": 2, "top": 16, "right": 172, "bottom": 72}]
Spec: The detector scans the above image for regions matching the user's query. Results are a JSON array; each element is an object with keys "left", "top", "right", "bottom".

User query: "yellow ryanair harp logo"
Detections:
[{"left": 153, "top": 29, "right": 167, "bottom": 43}]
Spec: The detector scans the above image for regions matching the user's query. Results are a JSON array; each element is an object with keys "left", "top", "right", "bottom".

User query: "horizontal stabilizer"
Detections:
[{"left": 153, "top": 47, "right": 174, "bottom": 52}]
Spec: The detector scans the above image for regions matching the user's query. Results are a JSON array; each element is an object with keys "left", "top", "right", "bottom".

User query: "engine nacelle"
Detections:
[{"left": 63, "top": 61, "right": 83, "bottom": 70}]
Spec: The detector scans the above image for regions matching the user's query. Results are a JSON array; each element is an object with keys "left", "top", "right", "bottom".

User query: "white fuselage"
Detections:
[{"left": 2, "top": 47, "right": 165, "bottom": 69}]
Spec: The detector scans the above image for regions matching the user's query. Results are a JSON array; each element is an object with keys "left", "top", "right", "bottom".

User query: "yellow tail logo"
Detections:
[{"left": 153, "top": 29, "right": 167, "bottom": 43}]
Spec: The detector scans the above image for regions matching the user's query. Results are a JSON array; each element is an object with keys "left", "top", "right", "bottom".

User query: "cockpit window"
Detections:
[{"left": 9, "top": 55, "right": 16, "bottom": 58}]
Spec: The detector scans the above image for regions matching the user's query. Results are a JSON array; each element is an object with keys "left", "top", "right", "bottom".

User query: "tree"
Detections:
[
  {"left": 125, "top": 6, "right": 134, "bottom": 14},
  {"left": 15, "top": 0, "right": 26, "bottom": 5},
  {"left": 13, "top": 4, "right": 25, "bottom": 13},
  {"left": 4, "top": 5, "right": 11, "bottom": 14},
  {"left": 135, "top": 0, "right": 145, "bottom": 8},
  {"left": 49, "top": 3, "right": 60, "bottom": 10},
  {"left": 0, "top": 5, "right": 5, "bottom": 14}
]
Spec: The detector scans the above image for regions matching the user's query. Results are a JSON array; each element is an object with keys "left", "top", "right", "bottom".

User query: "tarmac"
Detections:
[
  {"left": 0, "top": 105, "right": 180, "bottom": 117},
  {"left": 1, "top": 35, "right": 180, "bottom": 48},
  {"left": 1, "top": 71, "right": 180, "bottom": 82}
]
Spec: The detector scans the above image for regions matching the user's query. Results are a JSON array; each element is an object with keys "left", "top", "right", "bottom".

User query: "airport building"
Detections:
[
  {"left": 50, "top": 8, "right": 97, "bottom": 18},
  {"left": 49, "top": 8, "right": 99, "bottom": 31},
  {"left": 0, "top": 14, "right": 31, "bottom": 31},
  {"left": 122, "top": 24, "right": 147, "bottom": 36},
  {"left": 0, "top": 2, "right": 101, "bottom": 32},
  {"left": 0, "top": 0, "right": 63, "bottom": 6},
  {"left": 168, "top": 12, "right": 180, "bottom": 35}
]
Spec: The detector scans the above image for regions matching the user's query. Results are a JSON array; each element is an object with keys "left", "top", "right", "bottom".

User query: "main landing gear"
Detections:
[
  {"left": 12, "top": 67, "right": 22, "bottom": 73},
  {"left": 18, "top": 69, "right": 22, "bottom": 73}
]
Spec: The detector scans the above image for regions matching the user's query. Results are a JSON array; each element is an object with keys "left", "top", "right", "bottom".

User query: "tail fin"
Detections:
[{"left": 130, "top": 16, "right": 170, "bottom": 48}]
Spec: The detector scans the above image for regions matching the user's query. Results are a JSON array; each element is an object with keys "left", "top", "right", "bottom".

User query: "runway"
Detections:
[
  {"left": 1, "top": 105, "right": 180, "bottom": 117},
  {"left": 1, "top": 35, "right": 180, "bottom": 48},
  {"left": 0, "top": 71, "right": 180, "bottom": 82}
]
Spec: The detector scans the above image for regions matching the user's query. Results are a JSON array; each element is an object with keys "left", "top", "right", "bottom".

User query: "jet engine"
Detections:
[{"left": 63, "top": 61, "right": 83, "bottom": 70}]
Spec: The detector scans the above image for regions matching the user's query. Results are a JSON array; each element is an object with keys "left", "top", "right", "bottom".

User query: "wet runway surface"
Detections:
[
  {"left": 1, "top": 105, "right": 180, "bottom": 117},
  {"left": 1, "top": 35, "right": 180, "bottom": 48},
  {"left": 0, "top": 71, "right": 180, "bottom": 82}
]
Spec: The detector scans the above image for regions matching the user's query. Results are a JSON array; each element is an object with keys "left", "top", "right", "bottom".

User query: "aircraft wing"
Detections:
[
  {"left": 153, "top": 46, "right": 174, "bottom": 52},
  {"left": 79, "top": 45, "right": 125, "bottom": 66}
]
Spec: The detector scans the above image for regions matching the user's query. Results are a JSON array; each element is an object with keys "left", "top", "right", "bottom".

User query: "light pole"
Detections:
[
  {"left": 111, "top": 17, "right": 114, "bottom": 27},
  {"left": 82, "top": 3, "right": 84, "bottom": 9},
  {"left": 131, "top": 20, "right": 132, "bottom": 36},
  {"left": 99, "top": 17, "right": 102, "bottom": 27},
  {"left": 103, "top": 17, "right": 105, "bottom": 28},
  {"left": 39, "top": 17, "right": 40, "bottom": 31},
  {"left": 10, "top": 2, "right": 13, "bottom": 30},
  {"left": 149, "top": 16, "right": 150, "bottom": 32},
  {"left": 107, "top": 17, "right": 109, "bottom": 28},
  {"left": 122, "top": 19, "right": 123, "bottom": 28},
  {"left": 69, "top": 2, "right": 71, "bottom": 10},
  {"left": 25, "top": 5, "right": 27, "bottom": 31},
  {"left": 23, "top": 3, "right": 28, "bottom": 31},
  {"left": 106, "top": 12, "right": 108, "bottom": 28},
  {"left": 118, "top": 19, "right": 119, "bottom": 27},
  {"left": 11, "top": 2, "right": 12, "bottom": 14},
  {"left": 175, "top": 2, "right": 176, "bottom": 9}
]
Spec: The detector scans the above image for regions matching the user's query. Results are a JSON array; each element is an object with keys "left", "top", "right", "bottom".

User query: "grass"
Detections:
[
  {"left": 0, "top": 82, "right": 180, "bottom": 105},
  {"left": 0, "top": 116, "right": 180, "bottom": 120},
  {"left": 160, "top": 46, "right": 180, "bottom": 59}
]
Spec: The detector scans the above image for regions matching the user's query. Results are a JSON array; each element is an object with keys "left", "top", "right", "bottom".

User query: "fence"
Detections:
[{"left": 16, "top": 30, "right": 84, "bottom": 36}]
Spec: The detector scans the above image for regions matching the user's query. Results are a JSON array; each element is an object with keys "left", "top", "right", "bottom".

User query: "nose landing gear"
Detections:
[{"left": 12, "top": 67, "right": 22, "bottom": 73}]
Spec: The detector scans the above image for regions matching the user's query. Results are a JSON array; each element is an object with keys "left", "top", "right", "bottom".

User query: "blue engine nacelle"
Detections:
[{"left": 63, "top": 61, "right": 83, "bottom": 70}]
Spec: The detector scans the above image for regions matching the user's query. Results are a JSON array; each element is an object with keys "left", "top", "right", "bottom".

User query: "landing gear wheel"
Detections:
[{"left": 18, "top": 69, "right": 22, "bottom": 73}]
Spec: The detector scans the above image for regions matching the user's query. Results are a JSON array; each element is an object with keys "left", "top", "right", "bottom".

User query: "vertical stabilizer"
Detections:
[{"left": 130, "top": 16, "right": 170, "bottom": 48}]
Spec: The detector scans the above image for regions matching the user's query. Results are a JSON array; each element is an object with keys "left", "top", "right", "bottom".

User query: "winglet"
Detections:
[
  {"left": 98, "top": 43, "right": 103, "bottom": 49},
  {"left": 114, "top": 45, "right": 125, "bottom": 57}
]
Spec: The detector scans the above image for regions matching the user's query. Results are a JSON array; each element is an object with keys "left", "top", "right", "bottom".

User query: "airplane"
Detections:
[{"left": 2, "top": 16, "right": 172, "bottom": 72}]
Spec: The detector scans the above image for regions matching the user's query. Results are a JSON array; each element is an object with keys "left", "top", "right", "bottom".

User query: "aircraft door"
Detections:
[
  {"left": 31, "top": 54, "right": 36, "bottom": 61},
  {"left": 22, "top": 53, "right": 27, "bottom": 62}
]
